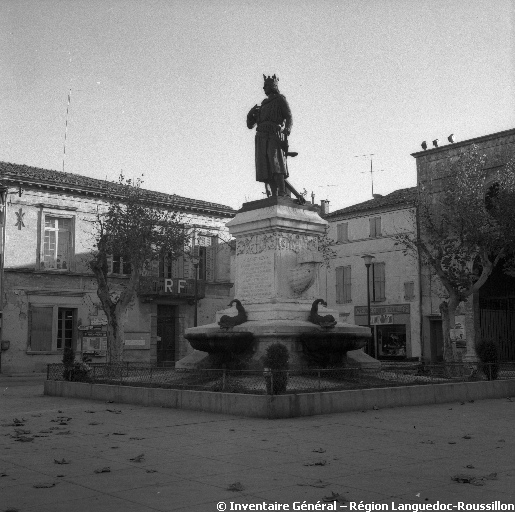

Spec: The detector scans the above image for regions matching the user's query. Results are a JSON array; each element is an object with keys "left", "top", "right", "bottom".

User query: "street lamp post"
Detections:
[
  {"left": 192, "top": 257, "right": 200, "bottom": 327},
  {"left": 0, "top": 186, "right": 7, "bottom": 349},
  {"left": 361, "top": 254, "right": 375, "bottom": 356}
]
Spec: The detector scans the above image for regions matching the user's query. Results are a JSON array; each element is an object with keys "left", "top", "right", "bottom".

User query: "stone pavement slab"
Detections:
[{"left": 1, "top": 378, "right": 514, "bottom": 511}]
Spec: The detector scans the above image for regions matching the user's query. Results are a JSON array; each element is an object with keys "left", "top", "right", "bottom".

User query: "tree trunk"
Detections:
[
  {"left": 103, "top": 302, "right": 125, "bottom": 363},
  {"left": 439, "top": 294, "right": 460, "bottom": 362}
]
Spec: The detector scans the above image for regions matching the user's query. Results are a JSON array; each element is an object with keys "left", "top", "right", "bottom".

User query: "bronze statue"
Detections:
[{"left": 247, "top": 74, "right": 293, "bottom": 197}]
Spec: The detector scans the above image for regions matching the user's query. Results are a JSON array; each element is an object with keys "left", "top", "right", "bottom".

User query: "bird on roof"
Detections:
[
  {"left": 448, "top": 134, "right": 455, "bottom": 143},
  {"left": 421, "top": 141, "right": 427, "bottom": 150},
  {"left": 432, "top": 139, "right": 439, "bottom": 148}
]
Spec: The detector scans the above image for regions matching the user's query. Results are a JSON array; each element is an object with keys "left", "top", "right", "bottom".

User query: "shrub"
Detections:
[
  {"left": 263, "top": 343, "right": 290, "bottom": 394},
  {"left": 475, "top": 338, "right": 499, "bottom": 380},
  {"left": 62, "top": 347, "right": 75, "bottom": 381}
]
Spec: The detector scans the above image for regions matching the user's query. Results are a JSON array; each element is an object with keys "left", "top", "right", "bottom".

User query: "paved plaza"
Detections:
[{"left": 1, "top": 374, "right": 514, "bottom": 511}]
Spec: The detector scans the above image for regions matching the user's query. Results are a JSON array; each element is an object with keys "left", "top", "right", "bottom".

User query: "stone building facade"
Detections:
[
  {"left": 411, "top": 128, "right": 515, "bottom": 362},
  {"left": 0, "top": 163, "right": 235, "bottom": 374},
  {"left": 321, "top": 188, "right": 422, "bottom": 360}
]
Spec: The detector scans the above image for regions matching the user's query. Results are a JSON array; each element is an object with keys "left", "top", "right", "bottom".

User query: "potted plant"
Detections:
[
  {"left": 475, "top": 338, "right": 500, "bottom": 380},
  {"left": 263, "top": 343, "right": 290, "bottom": 394},
  {"left": 62, "top": 346, "right": 75, "bottom": 381}
]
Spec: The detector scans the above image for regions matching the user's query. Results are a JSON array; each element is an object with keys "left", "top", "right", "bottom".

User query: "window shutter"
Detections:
[
  {"left": 106, "top": 254, "right": 113, "bottom": 274},
  {"left": 369, "top": 218, "right": 376, "bottom": 237},
  {"left": 374, "top": 262, "right": 386, "bottom": 301},
  {"left": 404, "top": 281, "right": 414, "bottom": 300},
  {"left": 205, "top": 237, "right": 216, "bottom": 282},
  {"left": 343, "top": 266, "right": 352, "bottom": 302},
  {"left": 335, "top": 266, "right": 344, "bottom": 304},
  {"left": 171, "top": 257, "right": 179, "bottom": 278},
  {"left": 30, "top": 306, "right": 53, "bottom": 351},
  {"left": 151, "top": 258, "right": 159, "bottom": 277},
  {"left": 337, "top": 223, "right": 348, "bottom": 242},
  {"left": 183, "top": 256, "right": 191, "bottom": 279},
  {"left": 375, "top": 217, "right": 382, "bottom": 236}
]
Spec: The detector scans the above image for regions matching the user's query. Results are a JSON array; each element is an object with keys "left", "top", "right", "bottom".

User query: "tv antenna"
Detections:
[
  {"left": 355, "top": 154, "right": 385, "bottom": 197},
  {"left": 62, "top": 89, "right": 72, "bottom": 173},
  {"left": 317, "top": 184, "right": 338, "bottom": 200}
]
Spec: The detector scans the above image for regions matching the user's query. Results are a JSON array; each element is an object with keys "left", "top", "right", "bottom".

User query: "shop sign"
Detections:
[
  {"left": 371, "top": 314, "right": 393, "bottom": 325},
  {"left": 355, "top": 304, "right": 410, "bottom": 316}
]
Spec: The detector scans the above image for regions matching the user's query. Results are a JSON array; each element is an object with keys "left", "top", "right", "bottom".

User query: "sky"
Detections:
[{"left": 1, "top": 0, "right": 514, "bottom": 212}]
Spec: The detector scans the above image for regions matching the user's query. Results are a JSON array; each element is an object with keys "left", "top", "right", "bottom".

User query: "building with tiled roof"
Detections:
[
  {"left": 0, "top": 162, "right": 235, "bottom": 217},
  {"left": 320, "top": 186, "right": 421, "bottom": 361},
  {"left": 0, "top": 162, "right": 235, "bottom": 374},
  {"left": 326, "top": 187, "right": 417, "bottom": 220}
]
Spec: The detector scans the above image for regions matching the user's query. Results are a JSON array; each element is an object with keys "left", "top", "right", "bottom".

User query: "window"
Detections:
[
  {"left": 43, "top": 216, "right": 72, "bottom": 269},
  {"left": 193, "top": 234, "right": 216, "bottom": 281},
  {"left": 369, "top": 217, "right": 381, "bottom": 238},
  {"left": 29, "top": 306, "right": 53, "bottom": 351},
  {"left": 369, "top": 262, "right": 386, "bottom": 301},
  {"left": 336, "top": 223, "right": 348, "bottom": 243},
  {"left": 110, "top": 253, "right": 132, "bottom": 275},
  {"left": 29, "top": 306, "right": 77, "bottom": 352},
  {"left": 404, "top": 281, "right": 415, "bottom": 301},
  {"left": 57, "top": 308, "right": 75, "bottom": 349},
  {"left": 336, "top": 266, "right": 352, "bottom": 303},
  {"left": 158, "top": 252, "right": 185, "bottom": 279}
]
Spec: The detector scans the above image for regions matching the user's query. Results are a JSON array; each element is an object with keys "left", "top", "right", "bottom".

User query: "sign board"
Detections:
[
  {"left": 371, "top": 314, "right": 393, "bottom": 325},
  {"left": 450, "top": 316, "right": 466, "bottom": 341},
  {"left": 82, "top": 331, "right": 107, "bottom": 353},
  {"left": 125, "top": 339, "right": 146, "bottom": 346},
  {"left": 124, "top": 332, "right": 150, "bottom": 350}
]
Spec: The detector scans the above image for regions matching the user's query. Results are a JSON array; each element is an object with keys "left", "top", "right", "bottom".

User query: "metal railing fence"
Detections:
[{"left": 47, "top": 361, "right": 515, "bottom": 395}]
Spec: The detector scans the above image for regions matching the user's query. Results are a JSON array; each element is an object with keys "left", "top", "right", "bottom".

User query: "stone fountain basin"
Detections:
[
  {"left": 185, "top": 324, "right": 254, "bottom": 354},
  {"left": 299, "top": 331, "right": 368, "bottom": 353},
  {"left": 185, "top": 320, "right": 370, "bottom": 355}
]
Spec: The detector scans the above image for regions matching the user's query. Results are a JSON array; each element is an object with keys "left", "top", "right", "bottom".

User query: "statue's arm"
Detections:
[
  {"left": 246, "top": 105, "right": 259, "bottom": 129},
  {"left": 280, "top": 96, "right": 293, "bottom": 136}
]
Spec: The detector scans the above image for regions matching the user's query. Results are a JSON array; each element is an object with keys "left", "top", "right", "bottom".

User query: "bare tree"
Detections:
[
  {"left": 395, "top": 146, "right": 515, "bottom": 361},
  {"left": 89, "top": 175, "right": 189, "bottom": 362}
]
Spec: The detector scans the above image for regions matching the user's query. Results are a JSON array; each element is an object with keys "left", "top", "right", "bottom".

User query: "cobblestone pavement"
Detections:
[{"left": 1, "top": 375, "right": 514, "bottom": 511}]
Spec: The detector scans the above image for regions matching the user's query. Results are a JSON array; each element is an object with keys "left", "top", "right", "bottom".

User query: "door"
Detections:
[
  {"left": 156, "top": 305, "right": 176, "bottom": 366},
  {"left": 429, "top": 319, "right": 444, "bottom": 362}
]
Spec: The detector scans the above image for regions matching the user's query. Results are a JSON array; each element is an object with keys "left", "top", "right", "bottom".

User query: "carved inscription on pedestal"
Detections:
[
  {"left": 237, "top": 232, "right": 318, "bottom": 255},
  {"left": 236, "top": 252, "right": 275, "bottom": 300}
]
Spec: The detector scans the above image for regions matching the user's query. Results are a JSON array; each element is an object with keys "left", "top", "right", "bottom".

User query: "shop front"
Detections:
[{"left": 354, "top": 304, "right": 412, "bottom": 360}]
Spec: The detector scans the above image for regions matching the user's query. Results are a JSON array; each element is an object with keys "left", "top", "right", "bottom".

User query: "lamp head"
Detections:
[{"left": 361, "top": 254, "right": 375, "bottom": 266}]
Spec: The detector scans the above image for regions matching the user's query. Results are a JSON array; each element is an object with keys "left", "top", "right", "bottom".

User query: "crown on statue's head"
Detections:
[{"left": 263, "top": 74, "right": 279, "bottom": 86}]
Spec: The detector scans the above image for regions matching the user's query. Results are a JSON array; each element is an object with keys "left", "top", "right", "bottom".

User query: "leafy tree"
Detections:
[
  {"left": 395, "top": 146, "right": 515, "bottom": 361},
  {"left": 89, "top": 174, "right": 189, "bottom": 362}
]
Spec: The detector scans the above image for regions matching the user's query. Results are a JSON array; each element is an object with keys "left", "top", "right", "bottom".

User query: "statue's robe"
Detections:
[{"left": 247, "top": 93, "right": 293, "bottom": 183}]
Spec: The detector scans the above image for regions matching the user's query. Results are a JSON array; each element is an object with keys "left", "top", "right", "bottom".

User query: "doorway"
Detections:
[
  {"left": 429, "top": 318, "right": 444, "bottom": 362},
  {"left": 156, "top": 305, "right": 176, "bottom": 367}
]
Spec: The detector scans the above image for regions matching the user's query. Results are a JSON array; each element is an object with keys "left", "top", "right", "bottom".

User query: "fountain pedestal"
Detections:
[{"left": 178, "top": 196, "right": 374, "bottom": 370}]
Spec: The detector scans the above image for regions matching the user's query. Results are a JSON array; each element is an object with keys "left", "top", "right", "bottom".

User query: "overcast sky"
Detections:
[{"left": 1, "top": 0, "right": 513, "bottom": 211}]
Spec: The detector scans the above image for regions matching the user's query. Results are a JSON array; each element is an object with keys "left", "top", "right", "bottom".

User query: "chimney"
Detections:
[{"left": 320, "top": 199, "right": 330, "bottom": 215}]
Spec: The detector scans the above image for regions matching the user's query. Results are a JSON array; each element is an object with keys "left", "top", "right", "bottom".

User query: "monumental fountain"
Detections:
[{"left": 177, "top": 75, "right": 374, "bottom": 370}]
